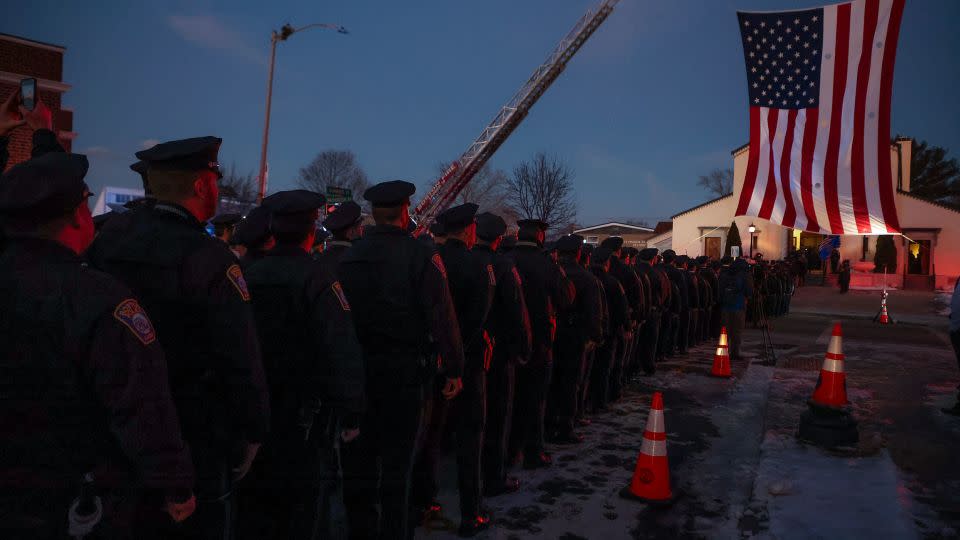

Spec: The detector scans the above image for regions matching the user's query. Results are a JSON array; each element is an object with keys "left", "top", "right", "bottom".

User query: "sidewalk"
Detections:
[{"left": 788, "top": 285, "right": 949, "bottom": 329}]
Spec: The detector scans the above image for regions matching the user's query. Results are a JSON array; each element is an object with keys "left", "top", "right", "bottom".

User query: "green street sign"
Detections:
[{"left": 326, "top": 186, "right": 352, "bottom": 203}]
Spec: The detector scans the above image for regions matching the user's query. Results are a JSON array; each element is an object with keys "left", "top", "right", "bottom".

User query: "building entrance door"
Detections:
[{"left": 705, "top": 237, "right": 721, "bottom": 260}]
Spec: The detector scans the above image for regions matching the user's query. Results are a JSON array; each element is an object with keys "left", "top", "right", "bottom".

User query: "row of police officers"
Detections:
[{"left": 0, "top": 126, "right": 728, "bottom": 540}]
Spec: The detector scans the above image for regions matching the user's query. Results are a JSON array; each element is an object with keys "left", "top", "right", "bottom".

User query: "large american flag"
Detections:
[{"left": 735, "top": 0, "right": 904, "bottom": 235}]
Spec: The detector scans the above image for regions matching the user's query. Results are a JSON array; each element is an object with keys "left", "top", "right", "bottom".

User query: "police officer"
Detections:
[
  {"left": 550, "top": 235, "right": 603, "bottom": 443},
  {"left": 434, "top": 203, "right": 495, "bottom": 536},
  {"left": 599, "top": 237, "right": 641, "bottom": 400},
  {"left": 320, "top": 200, "right": 363, "bottom": 270},
  {"left": 429, "top": 220, "right": 448, "bottom": 246},
  {"left": 232, "top": 205, "right": 275, "bottom": 267},
  {"left": 338, "top": 180, "right": 464, "bottom": 540},
  {"left": 473, "top": 212, "right": 531, "bottom": 498},
  {"left": 507, "top": 219, "right": 574, "bottom": 470},
  {"left": 588, "top": 247, "right": 629, "bottom": 411},
  {"left": 211, "top": 213, "right": 242, "bottom": 244},
  {"left": 661, "top": 250, "right": 690, "bottom": 356},
  {"left": 238, "top": 190, "right": 364, "bottom": 539},
  {"left": 635, "top": 248, "right": 665, "bottom": 374},
  {"left": 675, "top": 256, "right": 699, "bottom": 350},
  {"left": 87, "top": 137, "right": 270, "bottom": 540},
  {"left": 0, "top": 152, "right": 196, "bottom": 538}
]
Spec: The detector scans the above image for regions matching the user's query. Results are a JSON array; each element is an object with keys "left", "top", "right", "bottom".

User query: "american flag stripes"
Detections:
[{"left": 735, "top": 0, "right": 904, "bottom": 235}]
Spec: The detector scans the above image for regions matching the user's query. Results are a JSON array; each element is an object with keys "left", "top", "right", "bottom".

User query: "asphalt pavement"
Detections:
[{"left": 414, "top": 286, "right": 959, "bottom": 539}]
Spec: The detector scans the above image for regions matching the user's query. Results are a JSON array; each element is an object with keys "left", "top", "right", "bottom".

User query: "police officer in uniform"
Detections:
[
  {"left": 587, "top": 247, "right": 629, "bottom": 411},
  {"left": 338, "top": 181, "right": 464, "bottom": 540},
  {"left": 473, "top": 212, "right": 531, "bottom": 498},
  {"left": 635, "top": 248, "right": 665, "bottom": 374},
  {"left": 434, "top": 203, "right": 495, "bottom": 536},
  {"left": 232, "top": 205, "right": 275, "bottom": 267},
  {"left": 599, "top": 237, "right": 641, "bottom": 400},
  {"left": 0, "top": 152, "right": 197, "bottom": 538},
  {"left": 550, "top": 235, "right": 602, "bottom": 443},
  {"left": 239, "top": 190, "right": 365, "bottom": 539},
  {"left": 661, "top": 250, "right": 690, "bottom": 356},
  {"left": 87, "top": 137, "right": 270, "bottom": 540},
  {"left": 507, "top": 219, "right": 574, "bottom": 469},
  {"left": 211, "top": 213, "right": 241, "bottom": 244},
  {"left": 319, "top": 200, "right": 363, "bottom": 270}
]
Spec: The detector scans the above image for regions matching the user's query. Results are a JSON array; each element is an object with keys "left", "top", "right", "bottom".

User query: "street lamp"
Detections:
[
  {"left": 257, "top": 22, "right": 349, "bottom": 202},
  {"left": 748, "top": 223, "right": 757, "bottom": 259}
]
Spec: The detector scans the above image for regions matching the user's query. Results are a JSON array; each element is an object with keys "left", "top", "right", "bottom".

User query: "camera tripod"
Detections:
[{"left": 754, "top": 295, "right": 778, "bottom": 366}]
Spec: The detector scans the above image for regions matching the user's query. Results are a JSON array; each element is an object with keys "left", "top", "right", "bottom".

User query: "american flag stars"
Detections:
[{"left": 739, "top": 8, "right": 823, "bottom": 108}]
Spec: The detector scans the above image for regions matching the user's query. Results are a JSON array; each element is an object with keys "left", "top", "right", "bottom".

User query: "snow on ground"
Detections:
[{"left": 935, "top": 291, "right": 953, "bottom": 317}]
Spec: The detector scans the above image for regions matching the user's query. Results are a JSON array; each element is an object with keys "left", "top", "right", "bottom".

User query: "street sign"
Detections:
[{"left": 326, "top": 186, "right": 352, "bottom": 203}]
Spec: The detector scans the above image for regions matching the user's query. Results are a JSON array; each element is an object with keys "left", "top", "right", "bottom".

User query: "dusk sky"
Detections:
[{"left": 5, "top": 0, "right": 959, "bottom": 225}]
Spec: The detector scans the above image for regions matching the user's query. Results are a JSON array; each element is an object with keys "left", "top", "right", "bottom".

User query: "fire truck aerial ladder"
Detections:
[{"left": 412, "top": 0, "right": 620, "bottom": 234}]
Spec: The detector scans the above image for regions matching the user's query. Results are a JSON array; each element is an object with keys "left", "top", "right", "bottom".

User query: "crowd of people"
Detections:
[{"left": 0, "top": 91, "right": 808, "bottom": 540}]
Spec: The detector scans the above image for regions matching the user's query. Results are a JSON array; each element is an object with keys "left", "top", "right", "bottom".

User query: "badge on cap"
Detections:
[
  {"left": 226, "top": 264, "right": 251, "bottom": 301},
  {"left": 331, "top": 281, "right": 351, "bottom": 312},
  {"left": 114, "top": 299, "right": 157, "bottom": 345},
  {"left": 487, "top": 264, "right": 496, "bottom": 287},
  {"left": 431, "top": 253, "right": 447, "bottom": 279}
]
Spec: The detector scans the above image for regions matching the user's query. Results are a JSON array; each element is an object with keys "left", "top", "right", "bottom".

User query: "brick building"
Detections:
[{"left": 0, "top": 32, "right": 74, "bottom": 171}]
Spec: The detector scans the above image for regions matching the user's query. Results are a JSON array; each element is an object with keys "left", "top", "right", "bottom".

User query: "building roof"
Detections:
[
  {"left": 574, "top": 222, "right": 655, "bottom": 234},
  {"left": 671, "top": 193, "right": 733, "bottom": 219},
  {"left": 731, "top": 142, "right": 749, "bottom": 156},
  {"left": 654, "top": 221, "right": 672, "bottom": 234},
  {"left": 0, "top": 32, "right": 66, "bottom": 52},
  {"left": 897, "top": 189, "right": 960, "bottom": 215}
]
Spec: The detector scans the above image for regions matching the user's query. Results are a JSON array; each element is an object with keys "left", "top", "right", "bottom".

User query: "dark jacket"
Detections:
[
  {"left": 87, "top": 203, "right": 271, "bottom": 457},
  {"left": 439, "top": 239, "right": 495, "bottom": 366},
  {"left": 474, "top": 244, "right": 532, "bottom": 362},
  {"left": 339, "top": 224, "right": 464, "bottom": 385},
  {"left": 719, "top": 262, "right": 754, "bottom": 312},
  {"left": 609, "top": 256, "right": 642, "bottom": 323},
  {"left": 507, "top": 242, "right": 574, "bottom": 366},
  {"left": 558, "top": 257, "right": 604, "bottom": 345},
  {"left": 592, "top": 265, "right": 629, "bottom": 337}
]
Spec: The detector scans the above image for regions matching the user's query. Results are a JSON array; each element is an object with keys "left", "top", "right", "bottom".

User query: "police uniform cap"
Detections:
[
  {"left": 500, "top": 236, "right": 517, "bottom": 250},
  {"left": 130, "top": 160, "right": 150, "bottom": 191},
  {"left": 475, "top": 212, "right": 507, "bottom": 241},
  {"left": 363, "top": 180, "right": 415, "bottom": 208},
  {"left": 556, "top": 234, "right": 584, "bottom": 253},
  {"left": 695, "top": 255, "right": 709, "bottom": 265},
  {"left": 261, "top": 189, "right": 326, "bottom": 234},
  {"left": 677, "top": 255, "right": 690, "bottom": 265},
  {"left": 323, "top": 201, "right": 362, "bottom": 232},
  {"left": 516, "top": 218, "right": 548, "bottom": 232},
  {"left": 638, "top": 248, "right": 658, "bottom": 261},
  {"left": 135, "top": 136, "right": 222, "bottom": 176},
  {"left": 436, "top": 203, "right": 478, "bottom": 231},
  {"left": 211, "top": 213, "right": 242, "bottom": 226},
  {"left": 592, "top": 246, "right": 614, "bottom": 264},
  {"left": 623, "top": 247, "right": 639, "bottom": 258},
  {"left": 233, "top": 205, "right": 273, "bottom": 247},
  {"left": 429, "top": 220, "right": 447, "bottom": 237},
  {"left": 0, "top": 152, "right": 90, "bottom": 222},
  {"left": 599, "top": 236, "right": 624, "bottom": 250}
]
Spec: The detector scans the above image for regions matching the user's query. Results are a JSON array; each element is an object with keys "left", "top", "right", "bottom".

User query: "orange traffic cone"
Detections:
[
  {"left": 621, "top": 392, "right": 673, "bottom": 504},
  {"left": 878, "top": 295, "right": 891, "bottom": 324},
  {"left": 810, "top": 323, "right": 848, "bottom": 408},
  {"left": 711, "top": 327, "right": 731, "bottom": 378}
]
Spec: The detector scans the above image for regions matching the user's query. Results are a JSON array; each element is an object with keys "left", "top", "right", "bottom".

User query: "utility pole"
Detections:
[{"left": 256, "top": 23, "right": 348, "bottom": 202}]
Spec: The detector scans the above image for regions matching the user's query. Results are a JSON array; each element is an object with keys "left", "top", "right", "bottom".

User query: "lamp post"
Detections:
[
  {"left": 748, "top": 223, "right": 757, "bottom": 259},
  {"left": 257, "top": 22, "right": 349, "bottom": 202}
]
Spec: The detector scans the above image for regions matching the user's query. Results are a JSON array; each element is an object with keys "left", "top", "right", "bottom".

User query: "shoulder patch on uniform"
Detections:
[
  {"left": 114, "top": 299, "right": 157, "bottom": 345},
  {"left": 431, "top": 253, "right": 447, "bottom": 278},
  {"left": 512, "top": 267, "right": 522, "bottom": 286},
  {"left": 226, "top": 264, "right": 251, "bottom": 301},
  {"left": 487, "top": 264, "right": 497, "bottom": 287},
  {"left": 331, "top": 281, "right": 351, "bottom": 312}
]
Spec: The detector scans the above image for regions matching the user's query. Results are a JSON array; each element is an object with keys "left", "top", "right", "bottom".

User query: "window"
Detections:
[
  {"left": 585, "top": 236, "right": 599, "bottom": 244},
  {"left": 112, "top": 193, "right": 134, "bottom": 204}
]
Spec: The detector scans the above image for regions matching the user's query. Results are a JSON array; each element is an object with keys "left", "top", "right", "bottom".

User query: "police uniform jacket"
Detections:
[
  {"left": 244, "top": 245, "right": 365, "bottom": 432},
  {"left": 87, "top": 203, "right": 270, "bottom": 457},
  {"left": 507, "top": 243, "right": 575, "bottom": 366},
  {"left": 0, "top": 238, "right": 194, "bottom": 500},
  {"left": 558, "top": 258, "right": 603, "bottom": 345},
  {"left": 473, "top": 244, "right": 532, "bottom": 363},
  {"left": 608, "top": 256, "right": 642, "bottom": 323},
  {"left": 593, "top": 267, "right": 629, "bottom": 337},
  {"left": 339, "top": 224, "right": 464, "bottom": 388},
  {"left": 316, "top": 241, "right": 353, "bottom": 274},
  {"left": 438, "top": 239, "right": 494, "bottom": 369}
]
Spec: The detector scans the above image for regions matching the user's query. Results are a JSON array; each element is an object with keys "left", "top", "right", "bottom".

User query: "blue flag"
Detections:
[{"left": 818, "top": 236, "right": 840, "bottom": 261}]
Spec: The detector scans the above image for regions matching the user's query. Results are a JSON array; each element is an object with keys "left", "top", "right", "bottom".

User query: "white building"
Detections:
[
  {"left": 667, "top": 138, "right": 959, "bottom": 290},
  {"left": 91, "top": 186, "right": 144, "bottom": 216}
]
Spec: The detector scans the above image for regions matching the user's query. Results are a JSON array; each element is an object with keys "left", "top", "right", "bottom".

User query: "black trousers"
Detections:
[
  {"left": 952, "top": 329, "right": 960, "bottom": 400},
  {"left": 508, "top": 354, "right": 551, "bottom": 461},
  {"left": 609, "top": 330, "right": 631, "bottom": 401},
  {"left": 411, "top": 379, "right": 449, "bottom": 515},
  {"left": 577, "top": 346, "right": 595, "bottom": 419},
  {"left": 639, "top": 310, "right": 660, "bottom": 373},
  {"left": 687, "top": 309, "right": 700, "bottom": 350},
  {"left": 590, "top": 334, "right": 619, "bottom": 411},
  {"left": 342, "top": 385, "right": 423, "bottom": 540},
  {"left": 710, "top": 305, "right": 723, "bottom": 340},
  {"left": 482, "top": 352, "right": 516, "bottom": 490},
  {"left": 677, "top": 310, "right": 690, "bottom": 353},
  {"left": 549, "top": 335, "right": 586, "bottom": 436},
  {"left": 658, "top": 311, "right": 674, "bottom": 359},
  {"left": 449, "top": 367, "right": 486, "bottom": 521}
]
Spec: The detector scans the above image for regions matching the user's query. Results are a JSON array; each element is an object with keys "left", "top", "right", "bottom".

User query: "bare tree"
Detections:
[
  {"left": 506, "top": 152, "right": 577, "bottom": 232},
  {"left": 218, "top": 162, "right": 258, "bottom": 203},
  {"left": 297, "top": 150, "right": 369, "bottom": 201},
  {"left": 430, "top": 162, "right": 517, "bottom": 222},
  {"left": 697, "top": 168, "right": 734, "bottom": 197}
]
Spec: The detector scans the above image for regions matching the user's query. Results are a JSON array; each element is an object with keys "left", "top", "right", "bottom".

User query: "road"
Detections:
[{"left": 414, "top": 287, "right": 960, "bottom": 539}]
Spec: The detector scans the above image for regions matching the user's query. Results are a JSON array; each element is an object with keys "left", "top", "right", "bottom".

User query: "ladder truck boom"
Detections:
[{"left": 413, "top": 0, "right": 620, "bottom": 234}]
